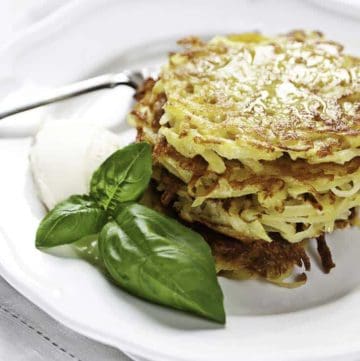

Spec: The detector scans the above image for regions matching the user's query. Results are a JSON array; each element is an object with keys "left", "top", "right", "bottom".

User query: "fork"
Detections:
[{"left": 0, "top": 67, "right": 158, "bottom": 120}]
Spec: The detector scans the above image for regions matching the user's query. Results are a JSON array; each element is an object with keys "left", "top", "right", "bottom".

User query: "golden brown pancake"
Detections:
[{"left": 130, "top": 31, "right": 360, "bottom": 284}]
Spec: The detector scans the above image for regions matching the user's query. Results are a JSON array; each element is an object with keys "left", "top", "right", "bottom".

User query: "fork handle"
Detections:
[{"left": 0, "top": 72, "right": 137, "bottom": 120}]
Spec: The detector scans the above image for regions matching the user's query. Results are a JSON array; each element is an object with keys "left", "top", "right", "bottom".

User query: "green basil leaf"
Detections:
[
  {"left": 99, "top": 203, "right": 225, "bottom": 324},
  {"left": 73, "top": 236, "right": 103, "bottom": 268},
  {"left": 90, "top": 142, "right": 152, "bottom": 211},
  {"left": 36, "top": 195, "right": 108, "bottom": 248}
]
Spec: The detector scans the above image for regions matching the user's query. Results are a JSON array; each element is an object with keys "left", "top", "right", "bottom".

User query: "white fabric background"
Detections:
[{"left": 0, "top": 277, "right": 131, "bottom": 361}]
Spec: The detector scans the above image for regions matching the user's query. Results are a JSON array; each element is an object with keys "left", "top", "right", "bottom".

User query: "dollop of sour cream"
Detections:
[{"left": 30, "top": 120, "right": 123, "bottom": 210}]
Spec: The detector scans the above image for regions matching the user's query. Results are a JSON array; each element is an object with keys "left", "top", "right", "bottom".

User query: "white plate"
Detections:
[
  {"left": 307, "top": 0, "right": 360, "bottom": 20},
  {"left": 1, "top": 1, "right": 360, "bottom": 361}
]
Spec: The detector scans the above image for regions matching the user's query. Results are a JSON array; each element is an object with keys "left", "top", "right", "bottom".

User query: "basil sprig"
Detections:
[
  {"left": 35, "top": 142, "right": 225, "bottom": 323},
  {"left": 36, "top": 143, "right": 151, "bottom": 248}
]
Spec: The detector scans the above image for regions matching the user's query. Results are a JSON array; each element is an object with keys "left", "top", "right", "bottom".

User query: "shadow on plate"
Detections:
[{"left": 222, "top": 231, "right": 360, "bottom": 316}]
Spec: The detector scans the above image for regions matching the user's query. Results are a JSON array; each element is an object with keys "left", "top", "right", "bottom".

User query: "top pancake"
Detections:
[{"left": 153, "top": 31, "right": 360, "bottom": 169}]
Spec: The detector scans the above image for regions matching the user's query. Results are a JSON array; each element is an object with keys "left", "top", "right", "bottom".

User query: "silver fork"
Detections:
[{"left": 0, "top": 67, "right": 159, "bottom": 120}]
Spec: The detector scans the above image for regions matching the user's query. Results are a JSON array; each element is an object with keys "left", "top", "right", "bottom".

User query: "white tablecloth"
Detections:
[{"left": 0, "top": 277, "right": 132, "bottom": 361}]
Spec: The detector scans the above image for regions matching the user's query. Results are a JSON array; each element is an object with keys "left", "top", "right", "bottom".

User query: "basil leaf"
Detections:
[
  {"left": 36, "top": 195, "right": 108, "bottom": 248},
  {"left": 73, "top": 236, "right": 103, "bottom": 268},
  {"left": 99, "top": 203, "right": 225, "bottom": 324},
  {"left": 90, "top": 142, "right": 152, "bottom": 211}
]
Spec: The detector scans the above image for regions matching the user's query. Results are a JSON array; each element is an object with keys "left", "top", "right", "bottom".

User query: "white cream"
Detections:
[{"left": 30, "top": 120, "right": 124, "bottom": 209}]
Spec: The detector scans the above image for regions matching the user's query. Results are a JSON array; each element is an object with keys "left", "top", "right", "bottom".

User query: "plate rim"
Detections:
[{"left": 1, "top": 227, "right": 359, "bottom": 361}]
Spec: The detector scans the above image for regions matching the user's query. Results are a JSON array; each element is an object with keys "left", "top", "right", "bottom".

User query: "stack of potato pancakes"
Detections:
[{"left": 129, "top": 31, "right": 360, "bottom": 286}]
